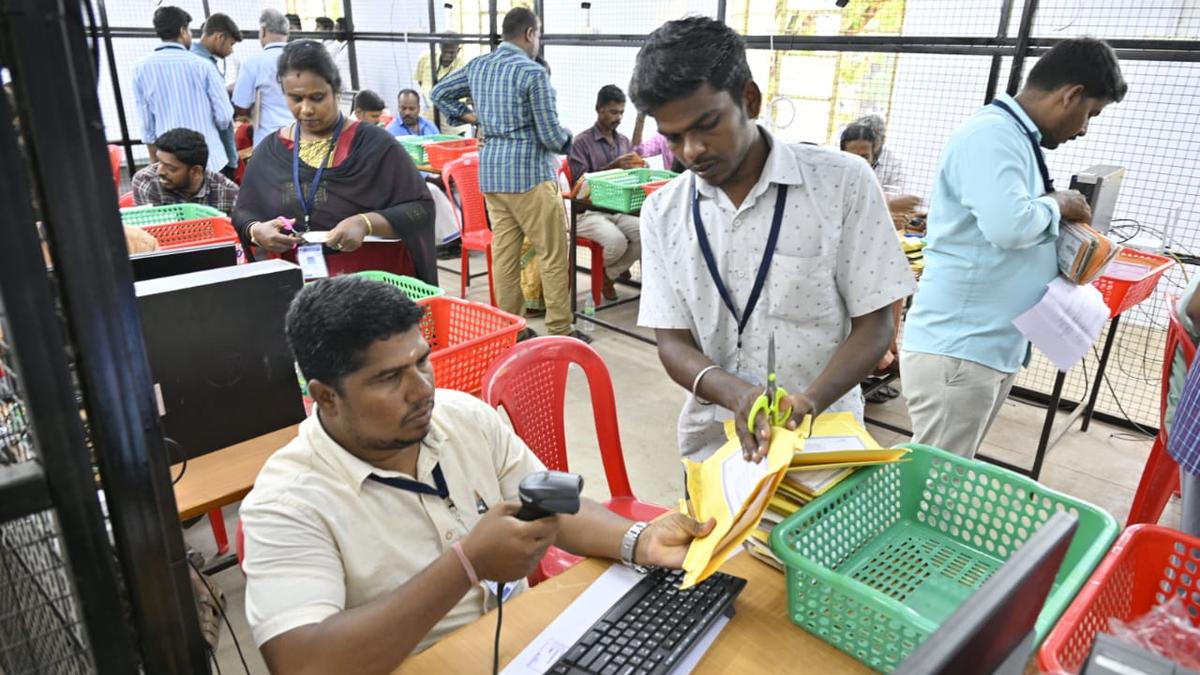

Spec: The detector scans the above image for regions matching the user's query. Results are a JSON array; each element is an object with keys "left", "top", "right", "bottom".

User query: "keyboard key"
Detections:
[
  {"left": 580, "top": 631, "right": 601, "bottom": 647},
  {"left": 592, "top": 653, "right": 612, "bottom": 671},
  {"left": 602, "top": 665, "right": 619, "bottom": 675},
  {"left": 578, "top": 645, "right": 605, "bottom": 669},
  {"left": 563, "top": 644, "right": 587, "bottom": 664},
  {"left": 551, "top": 665, "right": 570, "bottom": 674}
]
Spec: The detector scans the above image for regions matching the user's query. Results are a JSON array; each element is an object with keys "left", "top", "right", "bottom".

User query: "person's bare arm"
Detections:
[
  {"left": 555, "top": 498, "right": 714, "bottom": 569},
  {"left": 146, "top": 143, "right": 157, "bottom": 163},
  {"left": 631, "top": 112, "right": 647, "bottom": 148},
  {"left": 1187, "top": 289, "right": 1200, "bottom": 329}
]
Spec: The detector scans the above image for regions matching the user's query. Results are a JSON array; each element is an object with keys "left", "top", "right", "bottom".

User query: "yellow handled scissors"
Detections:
[{"left": 748, "top": 333, "right": 792, "bottom": 430}]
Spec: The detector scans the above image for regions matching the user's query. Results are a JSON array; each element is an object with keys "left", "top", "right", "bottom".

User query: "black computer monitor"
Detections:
[
  {"left": 129, "top": 243, "right": 238, "bottom": 281},
  {"left": 894, "top": 511, "right": 1079, "bottom": 675}
]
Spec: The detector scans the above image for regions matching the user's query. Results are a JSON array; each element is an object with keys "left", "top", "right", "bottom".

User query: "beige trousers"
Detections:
[{"left": 899, "top": 351, "right": 1018, "bottom": 459}]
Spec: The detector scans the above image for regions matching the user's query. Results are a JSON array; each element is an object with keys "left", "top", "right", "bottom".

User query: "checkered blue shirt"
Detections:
[
  {"left": 1169, "top": 359, "right": 1200, "bottom": 476},
  {"left": 429, "top": 42, "right": 571, "bottom": 194}
]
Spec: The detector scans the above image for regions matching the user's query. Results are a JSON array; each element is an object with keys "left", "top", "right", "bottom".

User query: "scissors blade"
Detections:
[{"left": 766, "top": 332, "right": 777, "bottom": 398}]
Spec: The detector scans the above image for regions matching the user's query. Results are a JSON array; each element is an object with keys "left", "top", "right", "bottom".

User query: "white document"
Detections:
[
  {"left": 1013, "top": 276, "right": 1110, "bottom": 372},
  {"left": 502, "top": 564, "right": 730, "bottom": 675},
  {"left": 719, "top": 450, "right": 773, "bottom": 516},
  {"left": 300, "top": 231, "right": 392, "bottom": 245}
]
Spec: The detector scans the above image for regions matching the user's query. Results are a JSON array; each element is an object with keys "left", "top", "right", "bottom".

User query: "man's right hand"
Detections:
[
  {"left": 249, "top": 219, "right": 303, "bottom": 253},
  {"left": 460, "top": 502, "right": 560, "bottom": 582},
  {"left": 1049, "top": 189, "right": 1092, "bottom": 224},
  {"left": 614, "top": 152, "right": 647, "bottom": 170}
]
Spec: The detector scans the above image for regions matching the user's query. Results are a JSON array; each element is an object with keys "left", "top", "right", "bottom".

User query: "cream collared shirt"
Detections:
[
  {"left": 637, "top": 128, "right": 916, "bottom": 460},
  {"left": 240, "top": 389, "right": 546, "bottom": 651}
]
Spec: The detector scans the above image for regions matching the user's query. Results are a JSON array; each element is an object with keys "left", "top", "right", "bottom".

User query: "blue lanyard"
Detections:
[
  {"left": 991, "top": 100, "right": 1054, "bottom": 194},
  {"left": 291, "top": 114, "right": 345, "bottom": 231},
  {"left": 691, "top": 177, "right": 788, "bottom": 349},
  {"left": 368, "top": 462, "right": 449, "bottom": 499}
]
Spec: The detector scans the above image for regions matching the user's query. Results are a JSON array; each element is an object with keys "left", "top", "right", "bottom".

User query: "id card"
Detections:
[{"left": 297, "top": 244, "right": 329, "bottom": 280}]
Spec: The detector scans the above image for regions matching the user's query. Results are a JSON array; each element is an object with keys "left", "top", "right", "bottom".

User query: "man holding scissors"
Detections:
[{"left": 631, "top": 18, "right": 915, "bottom": 462}]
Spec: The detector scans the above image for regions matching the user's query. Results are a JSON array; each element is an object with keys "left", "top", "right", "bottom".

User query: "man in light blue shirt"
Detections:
[
  {"left": 232, "top": 9, "right": 291, "bottom": 149},
  {"left": 191, "top": 13, "right": 241, "bottom": 179},
  {"left": 132, "top": 6, "right": 233, "bottom": 174},
  {"left": 901, "top": 38, "right": 1127, "bottom": 458},
  {"left": 386, "top": 89, "right": 440, "bottom": 137}
]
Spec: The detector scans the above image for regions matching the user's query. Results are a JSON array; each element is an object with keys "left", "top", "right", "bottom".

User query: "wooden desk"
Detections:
[
  {"left": 398, "top": 554, "right": 869, "bottom": 674},
  {"left": 171, "top": 425, "right": 299, "bottom": 519}
]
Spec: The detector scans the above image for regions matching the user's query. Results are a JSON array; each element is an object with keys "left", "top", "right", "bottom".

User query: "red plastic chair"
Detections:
[
  {"left": 442, "top": 154, "right": 496, "bottom": 306},
  {"left": 482, "top": 336, "right": 669, "bottom": 584},
  {"left": 107, "top": 144, "right": 123, "bottom": 192},
  {"left": 1126, "top": 294, "right": 1196, "bottom": 526},
  {"left": 558, "top": 159, "right": 605, "bottom": 307},
  {"left": 118, "top": 191, "right": 134, "bottom": 208}
]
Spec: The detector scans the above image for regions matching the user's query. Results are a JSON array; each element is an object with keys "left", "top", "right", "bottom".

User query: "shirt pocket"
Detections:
[{"left": 767, "top": 253, "right": 840, "bottom": 325}]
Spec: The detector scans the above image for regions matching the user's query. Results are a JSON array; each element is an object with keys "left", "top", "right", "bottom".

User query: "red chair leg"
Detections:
[
  {"left": 1126, "top": 432, "right": 1182, "bottom": 526},
  {"left": 209, "top": 509, "right": 229, "bottom": 556},
  {"left": 460, "top": 246, "right": 470, "bottom": 299},
  {"left": 485, "top": 245, "right": 496, "bottom": 307}
]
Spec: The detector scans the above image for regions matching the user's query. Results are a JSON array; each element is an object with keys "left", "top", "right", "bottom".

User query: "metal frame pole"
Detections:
[
  {"left": 343, "top": 0, "right": 360, "bottom": 91},
  {"left": 94, "top": 0, "right": 136, "bottom": 181},
  {"left": 1005, "top": 0, "right": 1039, "bottom": 95},
  {"left": 984, "top": 0, "right": 1017, "bottom": 103}
]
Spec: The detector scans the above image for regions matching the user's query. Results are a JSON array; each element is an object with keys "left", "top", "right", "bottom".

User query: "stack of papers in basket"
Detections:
[{"left": 570, "top": 169, "right": 624, "bottom": 200}]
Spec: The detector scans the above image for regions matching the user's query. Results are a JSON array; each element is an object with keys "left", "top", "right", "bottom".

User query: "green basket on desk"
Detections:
[
  {"left": 769, "top": 444, "right": 1117, "bottom": 673},
  {"left": 356, "top": 271, "right": 445, "bottom": 300},
  {"left": 396, "top": 134, "right": 459, "bottom": 165},
  {"left": 119, "top": 203, "right": 225, "bottom": 226},
  {"left": 588, "top": 169, "right": 677, "bottom": 213}
]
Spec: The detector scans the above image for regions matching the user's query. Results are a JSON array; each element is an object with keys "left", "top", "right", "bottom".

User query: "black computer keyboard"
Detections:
[{"left": 548, "top": 567, "right": 747, "bottom": 675}]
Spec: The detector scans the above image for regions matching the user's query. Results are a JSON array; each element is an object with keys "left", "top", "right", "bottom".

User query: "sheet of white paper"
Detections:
[
  {"left": 502, "top": 564, "right": 642, "bottom": 675},
  {"left": 1013, "top": 276, "right": 1110, "bottom": 372},
  {"left": 1103, "top": 260, "right": 1151, "bottom": 280},
  {"left": 799, "top": 434, "right": 867, "bottom": 453},
  {"left": 720, "top": 450, "right": 772, "bottom": 515},
  {"left": 300, "top": 231, "right": 392, "bottom": 244}
]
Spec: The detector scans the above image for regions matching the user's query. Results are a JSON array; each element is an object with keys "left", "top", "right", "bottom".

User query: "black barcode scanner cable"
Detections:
[{"left": 493, "top": 471, "right": 584, "bottom": 674}]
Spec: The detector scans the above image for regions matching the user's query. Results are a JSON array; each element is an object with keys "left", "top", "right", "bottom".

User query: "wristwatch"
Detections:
[{"left": 620, "top": 521, "right": 650, "bottom": 574}]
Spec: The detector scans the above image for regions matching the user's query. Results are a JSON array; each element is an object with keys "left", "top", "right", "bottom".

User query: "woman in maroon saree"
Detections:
[{"left": 233, "top": 40, "right": 437, "bottom": 283}]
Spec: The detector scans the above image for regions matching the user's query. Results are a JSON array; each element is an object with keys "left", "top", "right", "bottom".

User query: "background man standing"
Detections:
[
  {"left": 191, "top": 13, "right": 241, "bottom": 180},
  {"left": 232, "top": 9, "right": 291, "bottom": 149}
]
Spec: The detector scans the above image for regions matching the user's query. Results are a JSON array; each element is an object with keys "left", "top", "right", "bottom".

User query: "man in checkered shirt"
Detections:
[{"left": 1168, "top": 358, "right": 1200, "bottom": 536}]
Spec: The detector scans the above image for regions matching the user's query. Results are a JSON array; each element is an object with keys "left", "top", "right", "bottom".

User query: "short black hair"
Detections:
[
  {"left": 152, "top": 6, "right": 191, "bottom": 41},
  {"left": 315, "top": 17, "right": 335, "bottom": 31},
  {"left": 285, "top": 13, "right": 302, "bottom": 31},
  {"left": 155, "top": 128, "right": 208, "bottom": 168},
  {"left": 285, "top": 276, "right": 426, "bottom": 393},
  {"left": 277, "top": 40, "right": 342, "bottom": 94},
  {"left": 501, "top": 7, "right": 539, "bottom": 40},
  {"left": 201, "top": 13, "right": 241, "bottom": 42},
  {"left": 397, "top": 88, "right": 421, "bottom": 104},
  {"left": 1026, "top": 37, "right": 1127, "bottom": 103},
  {"left": 839, "top": 123, "right": 877, "bottom": 150},
  {"left": 630, "top": 16, "right": 751, "bottom": 114},
  {"left": 596, "top": 85, "right": 626, "bottom": 109},
  {"left": 353, "top": 89, "right": 386, "bottom": 112}
]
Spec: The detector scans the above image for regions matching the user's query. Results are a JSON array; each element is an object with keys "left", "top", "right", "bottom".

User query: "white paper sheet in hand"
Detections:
[{"left": 1013, "top": 276, "right": 1110, "bottom": 372}]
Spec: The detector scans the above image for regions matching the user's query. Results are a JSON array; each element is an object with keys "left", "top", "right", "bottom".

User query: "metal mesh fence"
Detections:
[
  {"left": 0, "top": 322, "right": 33, "bottom": 467},
  {"left": 544, "top": 0, "right": 717, "bottom": 35}
]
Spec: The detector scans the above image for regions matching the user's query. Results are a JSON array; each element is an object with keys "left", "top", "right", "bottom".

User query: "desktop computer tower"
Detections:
[
  {"left": 1069, "top": 164, "right": 1125, "bottom": 234},
  {"left": 135, "top": 259, "right": 306, "bottom": 459}
]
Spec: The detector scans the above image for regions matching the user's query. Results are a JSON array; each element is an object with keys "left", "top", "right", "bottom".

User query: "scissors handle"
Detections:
[{"left": 747, "top": 386, "right": 793, "bottom": 430}]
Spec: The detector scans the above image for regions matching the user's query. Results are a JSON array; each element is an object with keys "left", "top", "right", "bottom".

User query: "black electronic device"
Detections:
[
  {"left": 514, "top": 471, "right": 584, "bottom": 521},
  {"left": 894, "top": 511, "right": 1079, "bottom": 675},
  {"left": 135, "top": 259, "right": 306, "bottom": 459},
  {"left": 1083, "top": 633, "right": 1200, "bottom": 675},
  {"left": 130, "top": 242, "right": 238, "bottom": 281},
  {"left": 1069, "top": 164, "right": 1125, "bottom": 234},
  {"left": 548, "top": 567, "right": 747, "bottom": 675}
]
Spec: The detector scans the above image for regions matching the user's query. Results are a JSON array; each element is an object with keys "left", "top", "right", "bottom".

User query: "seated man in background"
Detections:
[
  {"left": 839, "top": 122, "right": 921, "bottom": 230},
  {"left": 131, "top": 127, "right": 239, "bottom": 212},
  {"left": 241, "top": 276, "right": 712, "bottom": 673},
  {"left": 352, "top": 89, "right": 386, "bottom": 126},
  {"left": 568, "top": 85, "right": 645, "bottom": 301},
  {"left": 386, "top": 89, "right": 440, "bottom": 138},
  {"left": 855, "top": 114, "right": 905, "bottom": 192}
]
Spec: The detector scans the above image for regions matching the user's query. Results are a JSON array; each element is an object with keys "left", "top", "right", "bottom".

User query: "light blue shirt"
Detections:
[
  {"left": 902, "top": 93, "right": 1063, "bottom": 374},
  {"left": 231, "top": 42, "right": 292, "bottom": 149},
  {"left": 132, "top": 43, "right": 233, "bottom": 172},
  {"left": 386, "top": 116, "right": 440, "bottom": 137},
  {"left": 190, "top": 42, "right": 238, "bottom": 169}
]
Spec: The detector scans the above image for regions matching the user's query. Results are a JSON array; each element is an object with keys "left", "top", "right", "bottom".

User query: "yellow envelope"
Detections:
[
  {"left": 679, "top": 421, "right": 795, "bottom": 588},
  {"left": 790, "top": 412, "right": 899, "bottom": 466}
]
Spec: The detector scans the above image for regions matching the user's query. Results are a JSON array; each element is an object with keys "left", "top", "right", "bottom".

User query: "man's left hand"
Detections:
[
  {"left": 326, "top": 215, "right": 370, "bottom": 252},
  {"left": 632, "top": 512, "right": 716, "bottom": 569}
]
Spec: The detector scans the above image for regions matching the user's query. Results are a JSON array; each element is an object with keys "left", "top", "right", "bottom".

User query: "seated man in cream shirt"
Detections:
[{"left": 240, "top": 275, "right": 712, "bottom": 674}]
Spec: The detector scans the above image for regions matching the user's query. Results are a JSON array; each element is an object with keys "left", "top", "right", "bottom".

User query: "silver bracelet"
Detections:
[
  {"left": 691, "top": 364, "right": 722, "bottom": 405},
  {"left": 620, "top": 521, "right": 650, "bottom": 574}
]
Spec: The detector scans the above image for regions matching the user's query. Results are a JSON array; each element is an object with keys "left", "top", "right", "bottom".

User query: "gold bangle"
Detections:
[{"left": 359, "top": 214, "right": 373, "bottom": 237}]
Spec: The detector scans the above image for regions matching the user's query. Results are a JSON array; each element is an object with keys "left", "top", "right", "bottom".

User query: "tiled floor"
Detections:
[{"left": 197, "top": 254, "right": 1178, "bottom": 673}]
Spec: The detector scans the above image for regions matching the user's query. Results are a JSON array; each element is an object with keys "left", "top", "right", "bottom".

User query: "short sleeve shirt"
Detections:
[
  {"left": 638, "top": 129, "right": 916, "bottom": 459},
  {"left": 240, "top": 389, "right": 546, "bottom": 651}
]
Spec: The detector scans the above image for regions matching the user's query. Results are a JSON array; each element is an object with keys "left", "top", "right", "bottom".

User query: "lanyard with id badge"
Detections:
[
  {"left": 291, "top": 115, "right": 345, "bottom": 280},
  {"left": 691, "top": 176, "right": 788, "bottom": 419}
]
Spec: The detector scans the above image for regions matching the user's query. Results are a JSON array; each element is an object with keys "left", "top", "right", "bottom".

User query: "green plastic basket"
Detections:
[
  {"left": 119, "top": 203, "right": 225, "bottom": 226},
  {"left": 588, "top": 169, "right": 677, "bottom": 213},
  {"left": 769, "top": 444, "right": 1117, "bottom": 673},
  {"left": 396, "top": 134, "right": 459, "bottom": 165},
  {"left": 356, "top": 270, "right": 445, "bottom": 300}
]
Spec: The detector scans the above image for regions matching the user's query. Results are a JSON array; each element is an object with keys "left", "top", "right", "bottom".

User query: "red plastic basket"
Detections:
[
  {"left": 416, "top": 296, "right": 526, "bottom": 395},
  {"left": 641, "top": 179, "right": 670, "bottom": 196},
  {"left": 426, "top": 138, "right": 479, "bottom": 171},
  {"left": 141, "top": 217, "right": 238, "bottom": 251},
  {"left": 1038, "top": 525, "right": 1200, "bottom": 674},
  {"left": 1093, "top": 249, "right": 1174, "bottom": 318}
]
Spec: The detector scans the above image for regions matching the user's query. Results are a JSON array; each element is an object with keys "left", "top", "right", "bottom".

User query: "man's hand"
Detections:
[
  {"left": 326, "top": 215, "right": 371, "bottom": 252},
  {"left": 123, "top": 226, "right": 160, "bottom": 254},
  {"left": 461, "top": 112, "right": 478, "bottom": 125},
  {"left": 1049, "top": 189, "right": 1092, "bottom": 223},
  {"left": 732, "top": 382, "right": 817, "bottom": 463},
  {"left": 460, "top": 502, "right": 560, "bottom": 582},
  {"left": 607, "top": 152, "right": 646, "bottom": 171},
  {"left": 249, "top": 219, "right": 303, "bottom": 253},
  {"left": 633, "top": 513, "right": 716, "bottom": 569}
]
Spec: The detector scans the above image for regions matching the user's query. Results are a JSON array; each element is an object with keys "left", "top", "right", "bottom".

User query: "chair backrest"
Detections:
[
  {"left": 107, "top": 144, "right": 122, "bottom": 192},
  {"left": 118, "top": 191, "right": 134, "bottom": 208},
  {"left": 441, "top": 154, "right": 488, "bottom": 238},
  {"left": 557, "top": 157, "right": 572, "bottom": 187},
  {"left": 1160, "top": 294, "right": 1197, "bottom": 421},
  {"left": 481, "top": 336, "right": 634, "bottom": 499}
]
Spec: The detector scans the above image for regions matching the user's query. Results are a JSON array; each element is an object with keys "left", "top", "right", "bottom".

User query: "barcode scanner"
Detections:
[{"left": 514, "top": 471, "right": 583, "bottom": 521}]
